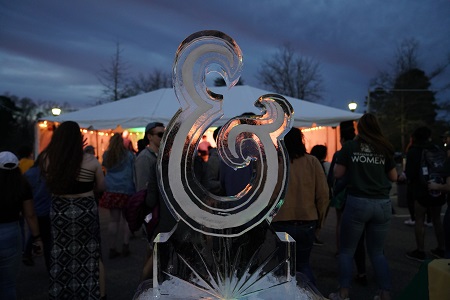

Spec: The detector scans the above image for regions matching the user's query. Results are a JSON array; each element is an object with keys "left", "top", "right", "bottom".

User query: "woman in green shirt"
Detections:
[{"left": 329, "top": 113, "right": 397, "bottom": 300}]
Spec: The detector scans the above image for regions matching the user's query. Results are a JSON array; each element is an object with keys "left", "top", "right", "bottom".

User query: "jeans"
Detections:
[
  {"left": 0, "top": 222, "right": 22, "bottom": 300},
  {"left": 272, "top": 220, "right": 317, "bottom": 286},
  {"left": 339, "top": 195, "right": 391, "bottom": 290},
  {"left": 354, "top": 230, "right": 366, "bottom": 274}
]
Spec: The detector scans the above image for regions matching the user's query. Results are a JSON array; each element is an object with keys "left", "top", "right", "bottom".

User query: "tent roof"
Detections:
[{"left": 43, "top": 85, "right": 362, "bottom": 130}]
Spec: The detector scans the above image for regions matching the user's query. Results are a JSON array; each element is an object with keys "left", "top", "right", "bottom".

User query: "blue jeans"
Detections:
[
  {"left": 0, "top": 222, "right": 22, "bottom": 300},
  {"left": 272, "top": 220, "right": 317, "bottom": 286},
  {"left": 339, "top": 195, "right": 391, "bottom": 290}
]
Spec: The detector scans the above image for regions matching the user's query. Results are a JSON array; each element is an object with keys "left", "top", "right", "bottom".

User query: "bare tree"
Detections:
[
  {"left": 97, "top": 42, "right": 130, "bottom": 102},
  {"left": 371, "top": 38, "right": 420, "bottom": 90},
  {"left": 371, "top": 38, "right": 450, "bottom": 93},
  {"left": 124, "top": 69, "right": 172, "bottom": 97},
  {"left": 369, "top": 38, "right": 450, "bottom": 151},
  {"left": 257, "top": 45, "right": 324, "bottom": 102},
  {"left": 0, "top": 93, "right": 74, "bottom": 149}
]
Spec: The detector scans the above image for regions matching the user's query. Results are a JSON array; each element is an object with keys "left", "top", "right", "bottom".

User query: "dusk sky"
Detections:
[{"left": 1, "top": 1, "right": 449, "bottom": 114}]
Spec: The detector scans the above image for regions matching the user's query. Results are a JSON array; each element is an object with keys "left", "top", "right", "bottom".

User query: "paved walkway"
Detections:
[{"left": 16, "top": 186, "right": 446, "bottom": 299}]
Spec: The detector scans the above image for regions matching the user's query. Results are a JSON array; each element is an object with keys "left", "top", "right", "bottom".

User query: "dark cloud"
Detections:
[{"left": 1, "top": 0, "right": 449, "bottom": 111}]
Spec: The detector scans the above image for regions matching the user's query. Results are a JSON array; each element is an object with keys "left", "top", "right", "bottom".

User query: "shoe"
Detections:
[
  {"left": 355, "top": 274, "right": 368, "bottom": 286},
  {"left": 122, "top": 243, "right": 130, "bottom": 257},
  {"left": 313, "top": 237, "right": 324, "bottom": 246},
  {"left": 109, "top": 248, "right": 121, "bottom": 259},
  {"left": 403, "top": 219, "right": 415, "bottom": 226},
  {"left": 424, "top": 221, "right": 433, "bottom": 227},
  {"left": 430, "top": 248, "right": 444, "bottom": 259},
  {"left": 406, "top": 249, "right": 425, "bottom": 262},
  {"left": 329, "top": 292, "right": 350, "bottom": 300}
]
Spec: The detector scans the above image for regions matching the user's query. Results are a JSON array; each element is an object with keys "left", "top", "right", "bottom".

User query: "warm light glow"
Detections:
[
  {"left": 302, "top": 126, "right": 324, "bottom": 132},
  {"left": 38, "top": 121, "right": 48, "bottom": 128},
  {"left": 51, "top": 107, "right": 61, "bottom": 116},
  {"left": 348, "top": 101, "right": 357, "bottom": 112}
]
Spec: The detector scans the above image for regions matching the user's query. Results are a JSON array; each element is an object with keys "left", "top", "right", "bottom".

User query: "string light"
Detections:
[{"left": 302, "top": 126, "right": 324, "bottom": 132}]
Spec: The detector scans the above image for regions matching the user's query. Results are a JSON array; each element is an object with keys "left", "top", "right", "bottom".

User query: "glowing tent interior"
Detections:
[{"left": 37, "top": 85, "right": 362, "bottom": 160}]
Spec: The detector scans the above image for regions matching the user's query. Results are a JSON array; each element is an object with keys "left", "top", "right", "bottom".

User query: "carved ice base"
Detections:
[{"left": 132, "top": 222, "right": 324, "bottom": 299}]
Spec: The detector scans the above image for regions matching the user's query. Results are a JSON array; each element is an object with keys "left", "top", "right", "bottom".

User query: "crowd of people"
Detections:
[{"left": 1, "top": 113, "right": 449, "bottom": 300}]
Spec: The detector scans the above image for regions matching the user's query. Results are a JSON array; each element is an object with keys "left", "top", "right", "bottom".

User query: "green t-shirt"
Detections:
[{"left": 335, "top": 140, "right": 396, "bottom": 199}]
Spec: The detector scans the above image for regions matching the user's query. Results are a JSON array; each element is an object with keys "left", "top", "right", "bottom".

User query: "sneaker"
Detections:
[
  {"left": 404, "top": 219, "right": 415, "bottom": 226},
  {"left": 424, "top": 221, "right": 433, "bottom": 227},
  {"left": 406, "top": 249, "right": 426, "bottom": 262},
  {"left": 329, "top": 292, "right": 350, "bottom": 300},
  {"left": 430, "top": 248, "right": 444, "bottom": 259},
  {"left": 313, "top": 237, "right": 324, "bottom": 246}
]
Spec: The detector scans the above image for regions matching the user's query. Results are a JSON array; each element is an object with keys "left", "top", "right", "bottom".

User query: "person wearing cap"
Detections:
[
  {"left": 135, "top": 121, "right": 177, "bottom": 280},
  {"left": 0, "top": 151, "right": 43, "bottom": 300},
  {"left": 84, "top": 145, "right": 96, "bottom": 156},
  {"left": 135, "top": 122, "right": 165, "bottom": 191}
]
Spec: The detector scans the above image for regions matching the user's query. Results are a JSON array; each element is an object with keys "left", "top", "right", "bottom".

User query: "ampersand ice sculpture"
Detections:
[{"left": 157, "top": 30, "right": 293, "bottom": 237}]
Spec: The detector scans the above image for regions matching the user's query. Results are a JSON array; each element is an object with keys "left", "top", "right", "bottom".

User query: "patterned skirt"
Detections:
[
  {"left": 99, "top": 191, "right": 130, "bottom": 209},
  {"left": 49, "top": 195, "right": 101, "bottom": 299}
]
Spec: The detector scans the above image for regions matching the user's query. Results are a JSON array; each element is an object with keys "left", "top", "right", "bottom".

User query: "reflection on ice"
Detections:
[
  {"left": 138, "top": 30, "right": 325, "bottom": 299},
  {"left": 135, "top": 274, "right": 322, "bottom": 300}
]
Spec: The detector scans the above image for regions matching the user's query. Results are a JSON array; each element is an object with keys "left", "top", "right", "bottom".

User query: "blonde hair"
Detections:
[{"left": 103, "top": 134, "right": 127, "bottom": 169}]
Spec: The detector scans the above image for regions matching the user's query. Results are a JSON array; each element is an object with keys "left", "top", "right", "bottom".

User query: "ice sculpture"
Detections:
[{"left": 134, "top": 30, "right": 324, "bottom": 299}]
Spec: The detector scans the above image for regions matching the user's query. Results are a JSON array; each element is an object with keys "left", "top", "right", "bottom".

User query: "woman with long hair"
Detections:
[
  {"left": 99, "top": 133, "right": 135, "bottom": 258},
  {"left": 271, "top": 127, "right": 329, "bottom": 286},
  {"left": 329, "top": 113, "right": 397, "bottom": 300},
  {"left": 0, "top": 151, "right": 42, "bottom": 299},
  {"left": 39, "top": 121, "right": 106, "bottom": 299}
]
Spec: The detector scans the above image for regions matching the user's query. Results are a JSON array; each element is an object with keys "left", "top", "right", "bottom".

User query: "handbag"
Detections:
[{"left": 124, "top": 189, "right": 159, "bottom": 237}]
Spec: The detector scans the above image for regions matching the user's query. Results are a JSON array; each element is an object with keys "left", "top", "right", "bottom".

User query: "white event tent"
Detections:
[{"left": 37, "top": 85, "right": 362, "bottom": 159}]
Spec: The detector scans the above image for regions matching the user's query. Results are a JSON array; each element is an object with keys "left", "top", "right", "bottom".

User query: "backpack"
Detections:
[
  {"left": 124, "top": 189, "right": 159, "bottom": 237},
  {"left": 420, "top": 145, "right": 447, "bottom": 193}
]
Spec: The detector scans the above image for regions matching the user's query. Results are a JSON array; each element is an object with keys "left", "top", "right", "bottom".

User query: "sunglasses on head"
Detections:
[{"left": 153, "top": 132, "right": 164, "bottom": 138}]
